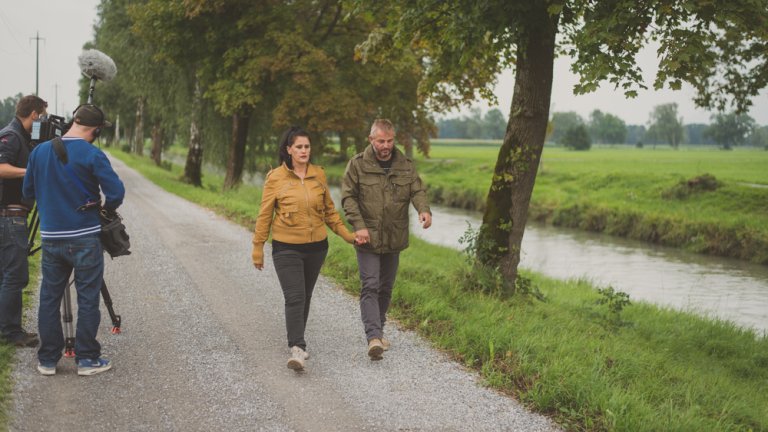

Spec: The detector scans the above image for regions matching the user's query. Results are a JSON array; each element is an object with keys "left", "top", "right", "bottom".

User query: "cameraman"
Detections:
[
  {"left": 0, "top": 95, "right": 47, "bottom": 348},
  {"left": 23, "top": 104, "right": 125, "bottom": 376}
]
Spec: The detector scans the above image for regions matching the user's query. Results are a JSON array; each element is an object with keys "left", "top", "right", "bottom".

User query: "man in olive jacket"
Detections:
[{"left": 341, "top": 119, "right": 431, "bottom": 360}]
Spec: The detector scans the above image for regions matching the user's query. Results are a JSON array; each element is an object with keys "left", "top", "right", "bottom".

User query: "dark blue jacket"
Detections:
[
  {"left": 23, "top": 137, "right": 124, "bottom": 239},
  {"left": 0, "top": 117, "right": 33, "bottom": 208}
]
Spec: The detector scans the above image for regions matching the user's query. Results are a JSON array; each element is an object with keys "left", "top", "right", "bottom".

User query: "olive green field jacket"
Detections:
[{"left": 341, "top": 145, "right": 430, "bottom": 254}]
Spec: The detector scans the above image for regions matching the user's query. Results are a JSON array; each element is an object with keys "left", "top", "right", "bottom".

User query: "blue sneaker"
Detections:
[
  {"left": 37, "top": 362, "right": 56, "bottom": 376},
  {"left": 77, "top": 358, "right": 112, "bottom": 376}
]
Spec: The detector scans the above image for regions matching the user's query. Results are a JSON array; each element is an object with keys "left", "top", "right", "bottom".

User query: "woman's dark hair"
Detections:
[{"left": 278, "top": 126, "right": 311, "bottom": 170}]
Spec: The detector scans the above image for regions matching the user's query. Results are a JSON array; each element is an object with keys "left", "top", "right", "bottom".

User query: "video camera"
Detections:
[{"left": 30, "top": 114, "right": 70, "bottom": 147}]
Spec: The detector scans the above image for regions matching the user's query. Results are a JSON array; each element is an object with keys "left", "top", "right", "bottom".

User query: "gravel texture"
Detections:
[{"left": 9, "top": 157, "right": 560, "bottom": 432}]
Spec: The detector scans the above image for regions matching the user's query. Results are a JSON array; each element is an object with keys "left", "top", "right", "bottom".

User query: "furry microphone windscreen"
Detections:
[{"left": 78, "top": 49, "right": 117, "bottom": 82}]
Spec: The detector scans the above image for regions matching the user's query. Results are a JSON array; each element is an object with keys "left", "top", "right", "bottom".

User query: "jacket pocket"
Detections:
[
  {"left": 277, "top": 203, "right": 300, "bottom": 226},
  {"left": 391, "top": 176, "right": 412, "bottom": 202},
  {"left": 387, "top": 219, "right": 409, "bottom": 250}
]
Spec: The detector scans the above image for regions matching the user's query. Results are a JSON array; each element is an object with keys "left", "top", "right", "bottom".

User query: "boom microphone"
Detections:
[
  {"left": 78, "top": 49, "right": 118, "bottom": 103},
  {"left": 78, "top": 49, "right": 117, "bottom": 81}
]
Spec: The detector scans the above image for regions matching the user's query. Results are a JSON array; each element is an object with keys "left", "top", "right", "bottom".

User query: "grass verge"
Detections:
[
  {"left": 114, "top": 149, "right": 768, "bottom": 431},
  {"left": 0, "top": 251, "right": 40, "bottom": 429}
]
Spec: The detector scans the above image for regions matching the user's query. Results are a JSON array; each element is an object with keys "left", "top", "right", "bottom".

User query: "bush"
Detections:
[
  {"left": 563, "top": 124, "right": 592, "bottom": 151},
  {"left": 662, "top": 173, "right": 721, "bottom": 199}
]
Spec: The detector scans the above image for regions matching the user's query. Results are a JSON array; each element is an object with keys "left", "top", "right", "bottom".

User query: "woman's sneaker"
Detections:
[
  {"left": 77, "top": 358, "right": 112, "bottom": 376},
  {"left": 287, "top": 346, "right": 306, "bottom": 371}
]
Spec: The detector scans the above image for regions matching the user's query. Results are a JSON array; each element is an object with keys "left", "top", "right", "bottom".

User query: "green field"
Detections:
[
  {"left": 324, "top": 143, "right": 768, "bottom": 263},
  {"left": 99, "top": 149, "right": 768, "bottom": 431}
]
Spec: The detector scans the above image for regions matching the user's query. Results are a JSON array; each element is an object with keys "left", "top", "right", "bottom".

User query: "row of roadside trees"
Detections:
[
  {"left": 15, "top": 0, "right": 768, "bottom": 289},
  {"left": 87, "top": 0, "right": 437, "bottom": 189},
  {"left": 438, "top": 103, "right": 768, "bottom": 150}
]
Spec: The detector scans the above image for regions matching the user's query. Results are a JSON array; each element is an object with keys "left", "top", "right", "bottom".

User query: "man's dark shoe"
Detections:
[{"left": 9, "top": 332, "right": 39, "bottom": 348}]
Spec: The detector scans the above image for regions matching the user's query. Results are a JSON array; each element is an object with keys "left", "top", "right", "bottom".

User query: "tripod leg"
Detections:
[
  {"left": 27, "top": 207, "right": 41, "bottom": 256},
  {"left": 100, "top": 280, "right": 121, "bottom": 334},
  {"left": 61, "top": 279, "right": 76, "bottom": 358}
]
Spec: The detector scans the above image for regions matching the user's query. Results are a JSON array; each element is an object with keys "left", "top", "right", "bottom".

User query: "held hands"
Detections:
[
  {"left": 354, "top": 228, "right": 370, "bottom": 246},
  {"left": 419, "top": 212, "right": 432, "bottom": 229}
]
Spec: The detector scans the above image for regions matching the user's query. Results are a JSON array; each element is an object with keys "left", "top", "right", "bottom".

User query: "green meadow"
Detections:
[
  {"left": 324, "top": 142, "right": 768, "bottom": 263},
  {"left": 94, "top": 150, "right": 767, "bottom": 432}
]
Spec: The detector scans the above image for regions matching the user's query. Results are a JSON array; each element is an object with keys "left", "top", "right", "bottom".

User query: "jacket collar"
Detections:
[
  {"left": 362, "top": 145, "right": 408, "bottom": 170},
  {"left": 11, "top": 117, "right": 31, "bottom": 140},
  {"left": 281, "top": 162, "right": 320, "bottom": 179}
]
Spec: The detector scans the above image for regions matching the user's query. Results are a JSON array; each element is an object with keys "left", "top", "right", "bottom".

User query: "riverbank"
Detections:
[
  {"left": 323, "top": 144, "right": 768, "bottom": 264},
  {"left": 111, "top": 149, "right": 768, "bottom": 431}
]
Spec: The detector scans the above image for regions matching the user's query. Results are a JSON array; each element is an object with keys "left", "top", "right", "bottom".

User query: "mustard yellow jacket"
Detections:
[{"left": 252, "top": 163, "right": 355, "bottom": 266}]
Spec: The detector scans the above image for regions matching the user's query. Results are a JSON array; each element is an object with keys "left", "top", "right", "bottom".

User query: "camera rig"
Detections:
[{"left": 30, "top": 114, "right": 69, "bottom": 147}]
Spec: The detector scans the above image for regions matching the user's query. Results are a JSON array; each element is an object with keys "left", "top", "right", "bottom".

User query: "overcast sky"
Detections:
[{"left": 1, "top": 1, "right": 766, "bottom": 126}]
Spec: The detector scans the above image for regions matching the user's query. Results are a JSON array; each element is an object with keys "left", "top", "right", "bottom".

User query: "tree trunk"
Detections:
[
  {"left": 151, "top": 123, "right": 163, "bottom": 166},
  {"left": 401, "top": 134, "right": 414, "bottom": 158},
  {"left": 113, "top": 114, "right": 120, "bottom": 148},
  {"left": 223, "top": 111, "right": 250, "bottom": 190},
  {"left": 354, "top": 134, "right": 366, "bottom": 153},
  {"left": 339, "top": 132, "right": 349, "bottom": 161},
  {"left": 477, "top": 7, "right": 559, "bottom": 290},
  {"left": 134, "top": 97, "right": 145, "bottom": 155},
  {"left": 183, "top": 81, "right": 203, "bottom": 187}
]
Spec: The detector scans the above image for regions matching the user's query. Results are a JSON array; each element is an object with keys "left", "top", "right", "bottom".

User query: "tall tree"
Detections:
[
  {"left": 626, "top": 124, "right": 647, "bottom": 146},
  {"left": 646, "top": 103, "right": 684, "bottom": 148},
  {"left": 704, "top": 112, "right": 756, "bottom": 150},
  {"left": 354, "top": 0, "right": 768, "bottom": 288},
  {"left": 589, "top": 109, "right": 626, "bottom": 145},
  {"left": 129, "top": 0, "right": 237, "bottom": 186},
  {"left": 550, "top": 111, "right": 586, "bottom": 145},
  {"left": 0, "top": 94, "right": 22, "bottom": 126},
  {"left": 484, "top": 109, "right": 507, "bottom": 140},
  {"left": 749, "top": 125, "right": 768, "bottom": 148}
]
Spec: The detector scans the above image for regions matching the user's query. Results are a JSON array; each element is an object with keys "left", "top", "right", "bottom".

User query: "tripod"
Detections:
[
  {"left": 28, "top": 205, "right": 122, "bottom": 358},
  {"left": 60, "top": 278, "right": 121, "bottom": 357}
]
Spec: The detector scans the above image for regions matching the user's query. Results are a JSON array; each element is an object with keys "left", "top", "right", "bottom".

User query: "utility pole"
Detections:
[
  {"left": 29, "top": 32, "right": 45, "bottom": 95},
  {"left": 54, "top": 83, "right": 58, "bottom": 115}
]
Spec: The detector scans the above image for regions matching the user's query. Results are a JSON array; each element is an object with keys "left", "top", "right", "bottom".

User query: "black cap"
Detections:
[{"left": 73, "top": 104, "right": 112, "bottom": 128}]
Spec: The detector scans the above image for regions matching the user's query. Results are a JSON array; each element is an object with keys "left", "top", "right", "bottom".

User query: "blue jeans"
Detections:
[
  {"left": 0, "top": 216, "right": 30, "bottom": 341},
  {"left": 38, "top": 235, "right": 104, "bottom": 364}
]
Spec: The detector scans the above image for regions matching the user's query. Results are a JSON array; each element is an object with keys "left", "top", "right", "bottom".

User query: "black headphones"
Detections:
[{"left": 72, "top": 104, "right": 105, "bottom": 139}]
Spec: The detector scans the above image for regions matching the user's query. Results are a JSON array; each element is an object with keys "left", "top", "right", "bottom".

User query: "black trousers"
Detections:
[{"left": 272, "top": 247, "right": 328, "bottom": 350}]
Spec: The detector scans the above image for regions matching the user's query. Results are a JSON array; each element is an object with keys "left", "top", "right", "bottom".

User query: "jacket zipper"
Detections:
[{"left": 300, "top": 177, "right": 314, "bottom": 242}]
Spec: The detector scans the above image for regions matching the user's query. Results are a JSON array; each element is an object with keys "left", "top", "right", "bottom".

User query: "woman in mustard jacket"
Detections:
[{"left": 252, "top": 126, "right": 357, "bottom": 371}]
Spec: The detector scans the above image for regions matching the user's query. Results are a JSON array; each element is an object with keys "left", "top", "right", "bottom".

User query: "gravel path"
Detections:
[{"left": 9, "top": 157, "right": 560, "bottom": 432}]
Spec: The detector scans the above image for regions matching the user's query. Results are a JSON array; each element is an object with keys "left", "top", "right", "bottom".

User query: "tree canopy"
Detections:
[
  {"left": 704, "top": 112, "right": 756, "bottom": 150},
  {"left": 646, "top": 103, "right": 684, "bottom": 148},
  {"left": 353, "top": 0, "right": 768, "bottom": 286}
]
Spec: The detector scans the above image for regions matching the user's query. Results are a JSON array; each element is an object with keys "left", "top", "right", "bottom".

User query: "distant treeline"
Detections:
[
  {"left": 437, "top": 104, "right": 768, "bottom": 149},
  {"left": 0, "top": 94, "right": 21, "bottom": 126}
]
